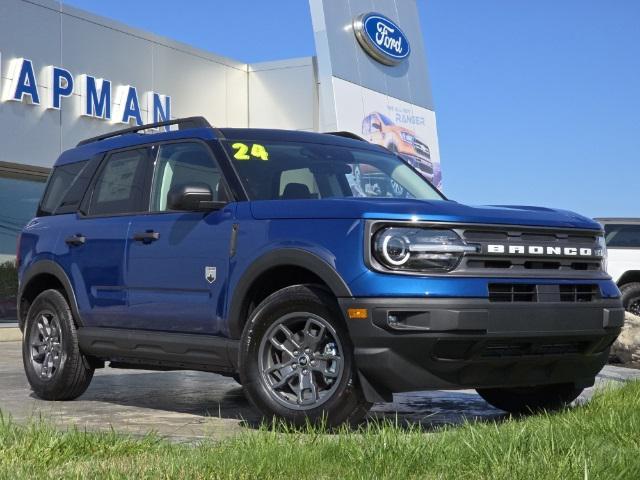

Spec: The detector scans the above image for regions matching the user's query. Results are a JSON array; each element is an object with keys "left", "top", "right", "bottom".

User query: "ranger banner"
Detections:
[{"left": 310, "top": 0, "right": 442, "bottom": 190}]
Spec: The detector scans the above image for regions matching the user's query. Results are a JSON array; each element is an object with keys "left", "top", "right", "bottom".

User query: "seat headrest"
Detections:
[{"left": 281, "top": 183, "right": 312, "bottom": 199}]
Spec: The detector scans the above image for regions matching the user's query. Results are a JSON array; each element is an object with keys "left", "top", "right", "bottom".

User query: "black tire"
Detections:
[
  {"left": 620, "top": 282, "right": 640, "bottom": 316},
  {"left": 239, "top": 285, "right": 371, "bottom": 427},
  {"left": 477, "top": 383, "right": 583, "bottom": 414},
  {"left": 22, "top": 289, "right": 94, "bottom": 400}
]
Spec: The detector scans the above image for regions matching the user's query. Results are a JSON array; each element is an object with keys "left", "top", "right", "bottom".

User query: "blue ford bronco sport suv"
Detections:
[{"left": 18, "top": 117, "right": 623, "bottom": 426}]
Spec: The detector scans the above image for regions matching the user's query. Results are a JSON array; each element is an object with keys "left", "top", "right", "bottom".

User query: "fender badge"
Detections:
[{"left": 205, "top": 266, "right": 216, "bottom": 284}]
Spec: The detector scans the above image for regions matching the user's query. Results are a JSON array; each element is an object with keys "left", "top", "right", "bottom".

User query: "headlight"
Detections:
[
  {"left": 373, "top": 227, "right": 477, "bottom": 272},
  {"left": 596, "top": 235, "right": 608, "bottom": 272},
  {"left": 400, "top": 132, "right": 415, "bottom": 144}
]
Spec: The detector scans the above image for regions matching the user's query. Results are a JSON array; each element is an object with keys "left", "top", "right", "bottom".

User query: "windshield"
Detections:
[{"left": 222, "top": 140, "right": 444, "bottom": 201}]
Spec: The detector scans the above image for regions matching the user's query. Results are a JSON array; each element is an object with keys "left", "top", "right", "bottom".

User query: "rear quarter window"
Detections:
[{"left": 39, "top": 161, "right": 88, "bottom": 216}]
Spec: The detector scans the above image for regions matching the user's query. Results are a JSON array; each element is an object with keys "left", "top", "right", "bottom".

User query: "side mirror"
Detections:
[{"left": 166, "top": 183, "right": 225, "bottom": 211}]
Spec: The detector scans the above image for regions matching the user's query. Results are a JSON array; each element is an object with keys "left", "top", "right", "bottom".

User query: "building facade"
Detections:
[{"left": 0, "top": 0, "right": 439, "bottom": 318}]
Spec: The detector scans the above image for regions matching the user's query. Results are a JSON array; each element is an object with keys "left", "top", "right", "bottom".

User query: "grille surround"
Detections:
[
  {"left": 457, "top": 226, "right": 604, "bottom": 277},
  {"left": 364, "top": 220, "right": 608, "bottom": 279}
]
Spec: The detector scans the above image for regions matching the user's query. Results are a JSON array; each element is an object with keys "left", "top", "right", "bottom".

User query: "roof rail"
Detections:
[
  {"left": 76, "top": 116, "right": 219, "bottom": 147},
  {"left": 325, "top": 131, "right": 368, "bottom": 142}
]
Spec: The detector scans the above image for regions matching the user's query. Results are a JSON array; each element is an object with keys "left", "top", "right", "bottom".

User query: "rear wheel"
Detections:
[
  {"left": 239, "top": 285, "right": 371, "bottom": 427},
  {"left": 477, "top": 383, "right": 583, "bottom": 414},
  {"left": 22, "top": 289, "right": 94, "bottom": 400},
  {"left": 620, "top": 282, "right": 640, "bottom": 316}
]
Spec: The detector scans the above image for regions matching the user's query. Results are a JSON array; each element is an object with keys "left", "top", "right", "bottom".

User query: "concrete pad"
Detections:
[
  {"left": 0, "top": 340, "right": 638, "bottom": 442},
  {"left": 0, "top": 327, "right": 21, "bottom": 342}
]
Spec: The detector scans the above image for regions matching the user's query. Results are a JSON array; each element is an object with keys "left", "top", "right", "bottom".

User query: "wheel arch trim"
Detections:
[
  {"left": 18, "top": 260, "right": 82, "bottom": 331},
  {"left": 227, "top": 248, "right": 352, "bottom": 339},
  {"left": 618, "top": 271, "right": 640, "bottom": 287}
]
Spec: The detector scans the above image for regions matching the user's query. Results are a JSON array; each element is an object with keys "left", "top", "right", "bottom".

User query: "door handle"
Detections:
[
  {"left": 65, "top": 234, "right": 86, "bottom": 246},
  {"left": 133, "top": 230, "right": 160, "bottom": 243}
]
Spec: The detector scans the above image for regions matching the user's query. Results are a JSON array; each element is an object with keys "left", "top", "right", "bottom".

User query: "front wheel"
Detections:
[
  {"left": 620, "top": 282, "right": 640, "bottom": 316},
  {"left": 477, "top": 383, "right": 583, "bottom": 414},
  {"left": 239, "top": 285, "right": 371, "bottom": 427}
]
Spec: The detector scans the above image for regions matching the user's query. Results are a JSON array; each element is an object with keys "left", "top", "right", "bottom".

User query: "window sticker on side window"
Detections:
[{"left": 96, "top": 156, "right": 140, "bottom": 202}]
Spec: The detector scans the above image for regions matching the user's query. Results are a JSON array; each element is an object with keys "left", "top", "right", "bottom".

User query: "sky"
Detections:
[{"left": 62, "top": 0, "right": 639, "bottom": 218}]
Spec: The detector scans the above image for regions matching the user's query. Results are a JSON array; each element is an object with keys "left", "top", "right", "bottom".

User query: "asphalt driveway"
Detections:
[{"left": 1, "top": 341, "right": 639, "bottom": 442}]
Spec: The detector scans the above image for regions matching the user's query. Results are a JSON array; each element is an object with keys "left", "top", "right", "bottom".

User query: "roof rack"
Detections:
[
  {"left": 76, "top": 116, "right": 219, "bottom": 147},
  {"left": 325, "top": 131, "right": 368, "bottom": 142}
]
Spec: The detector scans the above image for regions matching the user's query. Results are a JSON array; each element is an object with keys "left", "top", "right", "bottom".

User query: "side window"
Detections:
[
  {"left": 39, "top": 161, "right": 87, "bottom": 215},
  {"left": 279, "top": 168, "right": 319, "bottom": 199},
  {"left": 151, "top": 142, "right": 227, "bottom": 212},
  {"left": 605, "top": 224, "right": 640, "bottom": 248},
  {"left": 89, "top": 148, "right": 149, "bottom": 216}
]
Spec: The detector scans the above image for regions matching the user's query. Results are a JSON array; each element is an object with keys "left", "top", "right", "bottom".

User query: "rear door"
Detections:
[
  {"left": 125, "top": 140, "right": 235, "bottom": 334},
  {"left": 59, "top": 147, "right": 152, "bottom": 327}
]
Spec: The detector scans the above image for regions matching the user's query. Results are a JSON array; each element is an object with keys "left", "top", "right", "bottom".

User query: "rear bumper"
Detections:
[{"left": 338, "top": 297, "right": 624, "bottom": 402}]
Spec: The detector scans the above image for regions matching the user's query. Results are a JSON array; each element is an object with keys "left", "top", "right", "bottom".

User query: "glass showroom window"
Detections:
[{"left": 0, "top": 175, "right": 46, "bottom": 321}]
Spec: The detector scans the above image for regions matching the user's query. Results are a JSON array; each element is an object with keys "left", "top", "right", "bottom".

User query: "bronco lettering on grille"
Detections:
[{"left": 486, "top": 245, "right": 596, "bottom": 256}]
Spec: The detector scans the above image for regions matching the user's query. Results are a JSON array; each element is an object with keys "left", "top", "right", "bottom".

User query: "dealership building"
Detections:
[{"left": 0, "top": 0, "right": 440, "bottom": 315}]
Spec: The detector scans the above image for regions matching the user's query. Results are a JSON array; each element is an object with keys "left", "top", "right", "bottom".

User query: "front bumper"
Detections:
[
  {"left": 338, "top": 297, "right": 624, "bottom": 402},
  {"left": 398, "top": 154, "right": 434, "bottom": 179}
]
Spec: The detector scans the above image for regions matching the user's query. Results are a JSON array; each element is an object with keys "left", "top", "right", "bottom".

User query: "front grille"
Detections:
[
  {"left": 412, "top": 140, "right": 431, "bottom": 159},
  {"left": 455, "top": 226, "right": 604, "bottom": 278},
  {"left": 463, "top": 230, "right": 596, "bottom": 244},
  {"left": 466, "top": 259, "right": 602, "bottom": 271},
  {"left": 432, "top": 335, "right": 616, "bottom": 361},
  {"left": 559, "top": 284, "right": 600, "bottom": 302},
  {"left": 489, "top": 283, "right": 600, "bottom": 303},
  {"left": 401, "top": 154, "right": 433, "bottom": 174},
  {"left": 480, "top": 341, "right": 589, "bottom": 358},
  {"left": 489, "top": 283, "right": 537, "bottom": 302}
]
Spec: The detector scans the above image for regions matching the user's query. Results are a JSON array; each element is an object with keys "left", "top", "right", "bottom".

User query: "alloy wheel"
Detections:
[
  {"left": 28, "top": 311, "right": 63, "bottom": 381},
  {"left": 258, "top": 312, "right": 344, "bottom": 410}
]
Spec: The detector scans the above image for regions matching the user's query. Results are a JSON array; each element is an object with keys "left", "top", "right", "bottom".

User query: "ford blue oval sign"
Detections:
[{"left": 353, "top": 13, "right": 411, "bottom": 66}]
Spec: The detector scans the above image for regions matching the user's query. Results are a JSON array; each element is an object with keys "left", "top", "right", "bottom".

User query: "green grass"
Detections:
[{"left": 1, "top": 382, "right": 640, "bottom": 479}]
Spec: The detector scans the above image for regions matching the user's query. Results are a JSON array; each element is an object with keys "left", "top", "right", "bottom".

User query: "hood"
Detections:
[{"left": 250, "top": 198, "right": 602, "bottom": 230}]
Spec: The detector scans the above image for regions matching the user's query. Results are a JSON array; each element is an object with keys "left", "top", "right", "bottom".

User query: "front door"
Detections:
[{"left": 125, "top": 141, "right": 234, "bottom": 334}]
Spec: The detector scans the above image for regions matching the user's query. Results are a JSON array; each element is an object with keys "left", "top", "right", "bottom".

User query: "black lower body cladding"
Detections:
[{"left": 338, "top": 297, "right": 624, "bottom": 402}]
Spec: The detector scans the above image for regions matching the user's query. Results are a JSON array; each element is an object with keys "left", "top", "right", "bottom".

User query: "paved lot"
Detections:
[
  {"left": 1, "top": 340, "right": 639, "bottom": 442},
  {"left": 0, "top": 324, "right": 21, "bottom": 342}
]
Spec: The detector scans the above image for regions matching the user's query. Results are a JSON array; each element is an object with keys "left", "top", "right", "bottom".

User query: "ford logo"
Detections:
[{"left": 353, "top": 13, "right": 411, "bottom": 66}]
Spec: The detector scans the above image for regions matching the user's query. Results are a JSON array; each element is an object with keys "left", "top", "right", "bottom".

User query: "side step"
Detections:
[{"left": 78, "top": 327, "right": 238, "bottom": 374}]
